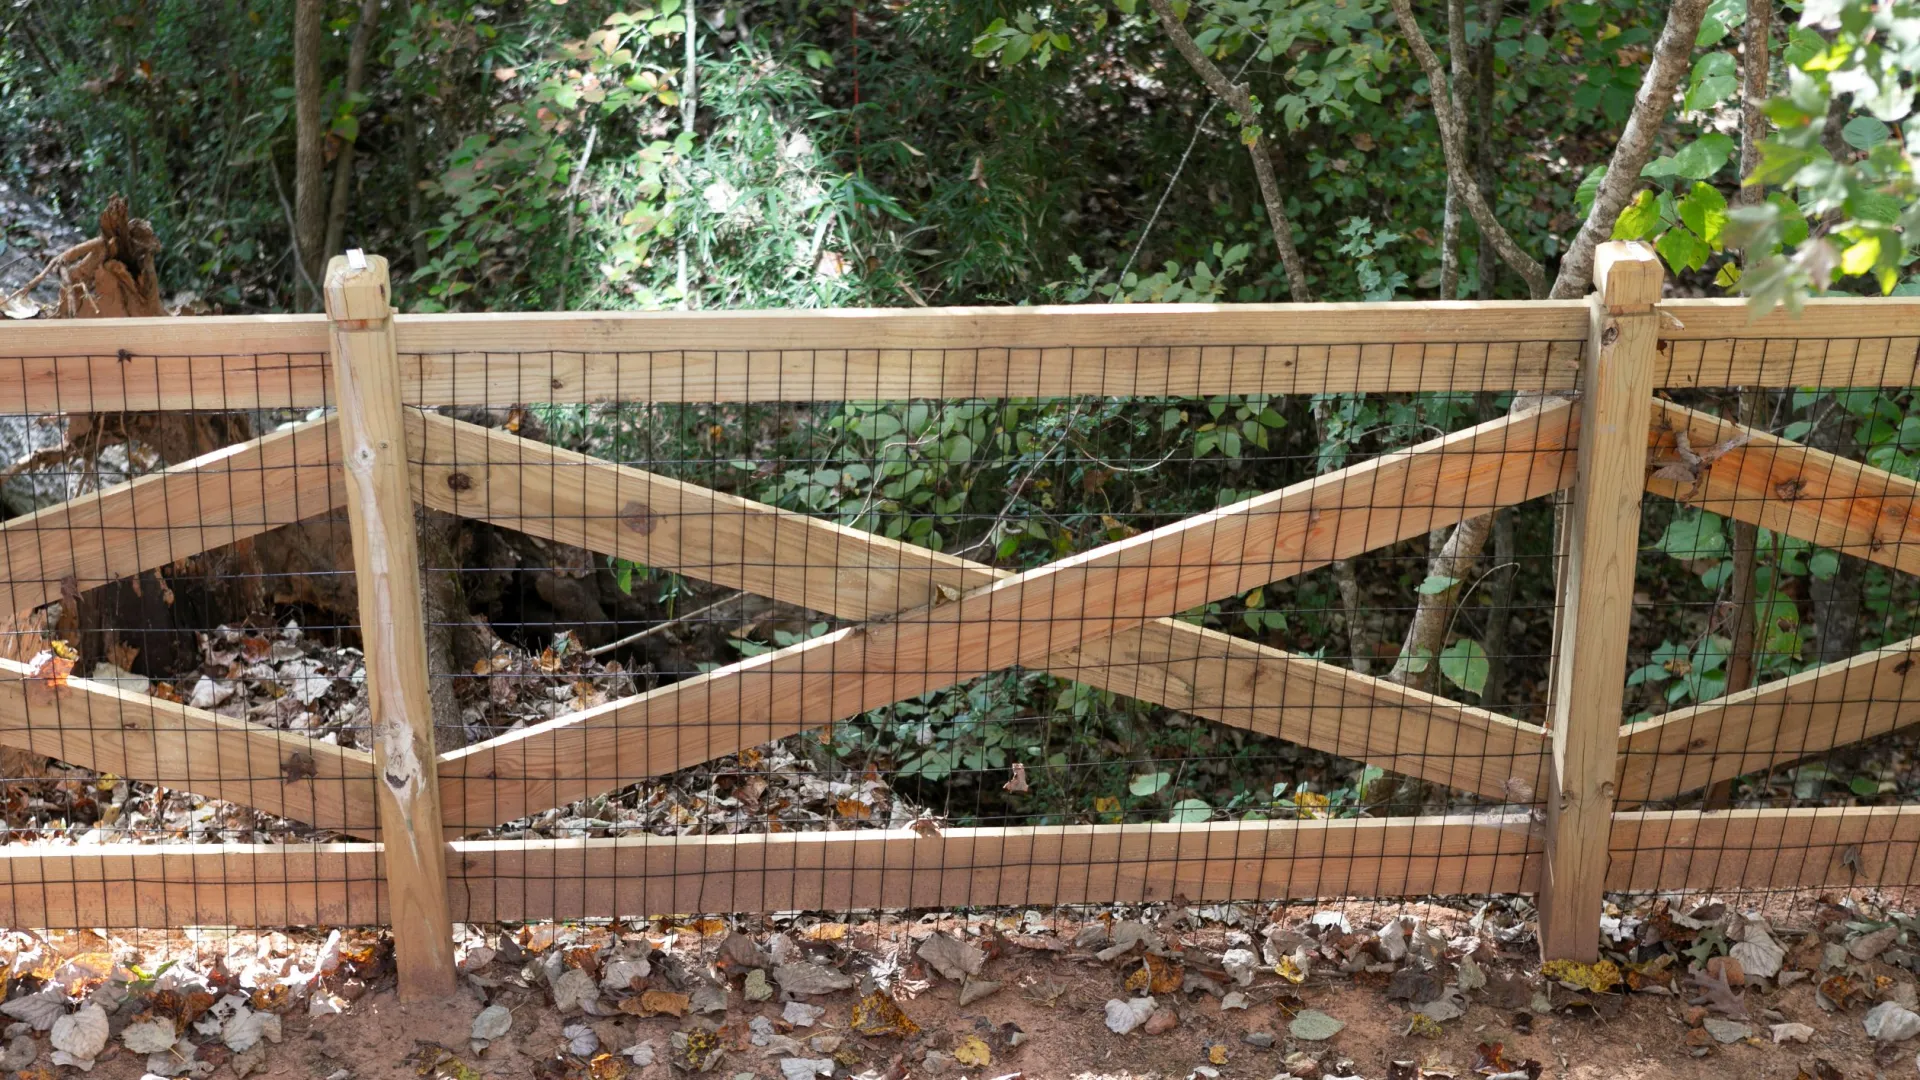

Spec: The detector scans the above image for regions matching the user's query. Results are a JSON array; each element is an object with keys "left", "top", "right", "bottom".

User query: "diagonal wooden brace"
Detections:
[
  {"left": 1, "top": 417, "right": 344, "bottom": 616},
  {"left": 411, "top": 412, "right": 1559, "bottom": 817},
  {"left": 432, "top": 400, "right": 1580, "bottom": 830}
]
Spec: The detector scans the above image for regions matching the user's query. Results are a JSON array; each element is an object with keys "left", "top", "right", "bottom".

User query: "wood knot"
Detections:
[
  {"left": 446, "top": 471, "right": 475, "bottom": 492},
  {"left": 1774, "top": 477, "right": 1808, "bottom": 501},
  {"left": 1601, "top": 324, "right": 1620, "bottom": 347},
  {"left": 281, "top": 750, "right": 318, "bottom": 784},
  {"left": 622, "top": 501, "right": 661, "bottom": 535},
  {"left": 551, "top": 377, "right": 565, "bottom": 390}
]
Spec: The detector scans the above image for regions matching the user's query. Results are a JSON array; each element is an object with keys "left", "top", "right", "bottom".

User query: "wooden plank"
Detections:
[
  {"left": 437, "top": 399, "right": 1577, "bottom": 830},
  {"left": 5, "top": 298, "right": 1914, "bottom": 409},
  {"left": 409, "top": 411, "right": 991, "bottom": 622},
  {"left": 0, "top": 317, "right": 333, "bottom": 412},
  {"left": 1647, "top": 399, "right": 1920, "bottom": 576},
  {"left": 1058, "top": 623, "right": 1551, "bottom": 805},
  {"left": 1608, "top": 806, "right": 1920, "bottom": 892},
  {"left": 0, "top": 658, "right": 379, "bottom": 834},
  {"left": 448, "top": 815, "right": 1541, "bottom": 921},
  {"left": 1540, "top": 242, "right": 1663, "bottom": 963},
  {"left": 1, "top": 418, "right": 344, "bottom": 615},
  {"left": 1617, "top": 632, "right": 1920, "bottom": 804},
  {"left": 325, "top": 253, "right": 456, "bottom": 999},
  {"left": 0, "top": 842, "right": 385, "bottom": 928},
  {"left": 391, "top": 304, "right": 1588, "bottom": 400},
  {"left": 0, "top": 814, "right": 1540, "bottom": 926},
  {"left": 415, "top": 413, "right": 1554, "bottom": 805},
  {"left": 1657, "top": 298, "right": 1920, "bottom": 389}
]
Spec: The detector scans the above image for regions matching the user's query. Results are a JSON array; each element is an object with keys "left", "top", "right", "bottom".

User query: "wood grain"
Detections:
[
  {"left": 1, "top": 418, "right": 343, "bottom": 615},
  {"left": 1655, "top": 298, "right": 1920, "bottom": 389},
  {"left": 438, "top": 400, "right": 1577, "bottom": 830},
  {"left": 0, "top": 317, "right": 332, "bottom": 412},
  {"left": 1617, "top": 632, "right": 1920, "bottom": 803},
  {"left": 416, "top": 413, "right": 1554, "bottom": 810},
  {"left": 1646, "top": 399, "right": 1920, "bottom": 576},
  {"left": 1608, "top": 806, "right": 1920, "bottom": 891},
  {"left": 10, "top": 805, "right": 1915, "bottom": 928},
  {"left": 0, "top": 841, "right": 386, "bottom": 929},
  {"left": 0, "top": 814, "right": 1540, "bottom": 927},
  {"left": 5, "top": 298, "right": 1914, "bottom": 409},
  {"left": 326, "top": 254, "right": 456, "bottom": 998},
  {"left": 0, "top": 657, "right": 378, "bottom": 833},
  {"left": 1540, "top": 242, "right": 1661, "bottom": 962}
]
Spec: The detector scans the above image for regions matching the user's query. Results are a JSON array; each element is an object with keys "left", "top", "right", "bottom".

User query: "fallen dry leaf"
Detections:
[
  {"left": 629, "top": 990, "right": 689, "bottom": 1018},
  {"left": 851, "top": 990, "right": 919, "bottom": 1038},
  {"left": 1540, "top": 958, "right": 1620, "bottom": 994},
  {"left": 953, "top": 1035, "right": 991, "bottom": 1067}
]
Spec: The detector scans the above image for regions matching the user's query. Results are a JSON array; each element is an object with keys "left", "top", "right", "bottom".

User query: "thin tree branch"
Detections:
[
  {"left": 1548, "top": 0, "right": 1710, "bottom": 298},
  {"left": 323, "top": 0, "right": 386, "bottom": 261},
  {"left": 1738, "top": 0, "right": 1772, "bottom": 206},
  {"left": 1472, "top": 0, "right": 1498, "bottom": 299},
  {"left": 1391, "top": 0, "right": 1548, "bottom": 298},
  {"left": 1436, "top": 0, "right": 1470, "bottom": 297},
  {"left": 1148, "top": 0, "right": 1314, "bottom": 299}
]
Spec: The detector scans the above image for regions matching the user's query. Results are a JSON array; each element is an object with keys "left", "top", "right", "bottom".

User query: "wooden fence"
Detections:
[{"left": 2, "top": 242, "right": 1919, "bottom": 998}]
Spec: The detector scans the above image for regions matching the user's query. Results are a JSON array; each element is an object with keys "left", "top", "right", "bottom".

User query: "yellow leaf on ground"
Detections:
[
  {"left": 802, "top": 923, "right": 848, "bottom": 942},
  {"left": 954, "top": 1036, "right": 992, "bottom": 1067},
  {"left": 851, "top": 990, "right": 920, "bottom": 1037},
  {"left": 1275, "top": 956, "right": 1306, "bottom": 984},
  {"left": 1540, "top": 958, "right": 1620, "bottom": 994}
]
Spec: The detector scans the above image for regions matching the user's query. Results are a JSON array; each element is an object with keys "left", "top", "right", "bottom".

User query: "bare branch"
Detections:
[
  {"left": 323, "top": 0, "right": 386, "bottom": 261},
  {"left": 1738, "top": 0, "right": 1773, "bottom": 206},
  {"left": 1436, "top": 0, "right": 1469, "bottom": 297},
  {"left": 1148, "top": 0, "right": 1314, "bottom": 299},
  {"left": 1391, "top": 0, "right": 1549, "bottom": 298},
  {"left": 1549, "top": 0, "right": 1710, "bottom": 298}
]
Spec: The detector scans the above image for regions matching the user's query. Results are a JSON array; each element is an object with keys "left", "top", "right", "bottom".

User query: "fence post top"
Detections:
[
  {"left": 324, "top": 251, "right": 392, "bottom": 323},
  {"left": 1593, "top": 241, "right": 1663, "bottom": 313}
]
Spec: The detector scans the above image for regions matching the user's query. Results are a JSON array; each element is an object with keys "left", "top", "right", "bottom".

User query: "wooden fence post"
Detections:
[
  {"left": 325, "top": 251, "right": 458, "bottom": 998},
  {"left": 1539, "top": 241, "right": 1663, "bottom": 962}
]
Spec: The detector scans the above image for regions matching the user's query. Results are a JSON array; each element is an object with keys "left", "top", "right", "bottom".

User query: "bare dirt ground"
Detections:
[{"left": 5, "top": 893, "right": 1913, "bottom": 1080}]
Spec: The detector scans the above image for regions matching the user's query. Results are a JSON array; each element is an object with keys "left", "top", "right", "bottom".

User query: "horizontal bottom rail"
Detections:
[
  {"left": 0, "top": 808, "right": 1909, "bottom": 928},
  {"left": 0, "top": 816, "right": 1536, "bottom": 927}
]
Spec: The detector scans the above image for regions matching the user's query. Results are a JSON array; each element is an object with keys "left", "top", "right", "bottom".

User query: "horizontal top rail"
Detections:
[{"left": 0, "top": 297, "right": 1913, "bottom": 410}]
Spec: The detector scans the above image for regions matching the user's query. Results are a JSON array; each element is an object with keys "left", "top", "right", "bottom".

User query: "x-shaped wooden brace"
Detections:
[
  {"left": 8, "top": 394, "right": 1920, "bottom": 836},
  {"left": 418, "top": 402, "right": 1577, "bottom": 831}
]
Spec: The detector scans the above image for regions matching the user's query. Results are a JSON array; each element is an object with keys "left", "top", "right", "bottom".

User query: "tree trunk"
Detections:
[
  {"left": 1147, "top": 0, "right": 1314, "bottom": 299},
  {"left": 293, "top": 0, "right": 327, "bottom": 302},
  {"left": 1472, "top": 0, "right": 1498, "bottom": 300},
  {"left": 1704, "top": 0, "right": 1776, "bottom": 810},
  {"left": 323, "top": 0, "right": 384, "bottom": 260},
  {"left": 1807, "top": 397, "right": 1865, "bottom": 663}
]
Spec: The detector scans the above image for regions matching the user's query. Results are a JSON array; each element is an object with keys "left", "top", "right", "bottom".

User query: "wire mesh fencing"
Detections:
[
  {"left": 0, "top": 287, "right": 1918, "bottom": 969},
  {"left": 1612, "top": 330, "right": 1920, "bottom": 905},
  {"left": 405, "top": 341, "right": 1577, "bottom": 920},
  {"left": 0, "top": 350, "right": 384, "bottom": 932}
]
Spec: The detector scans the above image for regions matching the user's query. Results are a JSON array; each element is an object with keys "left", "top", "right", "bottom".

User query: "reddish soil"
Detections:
[{"left": 58, "top": 905, "right": 1911, "bottom": 1080}]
